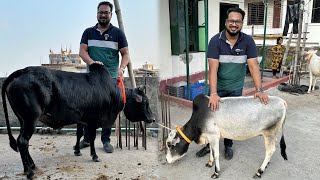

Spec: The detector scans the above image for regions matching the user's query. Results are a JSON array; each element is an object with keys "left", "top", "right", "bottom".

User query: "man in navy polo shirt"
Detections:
[
  {"left": 78, "top": 1, "right": 130, "bottom": 153},
  {"left": 196, "top": 7, "right": 269, "bottom": 160}
]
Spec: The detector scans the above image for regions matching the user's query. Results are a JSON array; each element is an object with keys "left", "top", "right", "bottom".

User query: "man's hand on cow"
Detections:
[
  {"left": 91, "top": 61, "right": 104, "bottom": 65},
  {"left": 208, "top": 94, "right": 222, "bottom": 111},
  {"left": 254, "top": 92, "right": 269, "bottom": 105}
]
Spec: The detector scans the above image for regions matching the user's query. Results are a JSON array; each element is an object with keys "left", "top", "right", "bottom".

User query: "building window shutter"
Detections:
[
  {"left": 248, "top": 2, "right": 265, "bottom": 25},
  {"left": 169, "top": 0, "right": 199, "bottom": 55},
  {"left": 312, "top": 0, "right": 320, "bottom": 23},
  {"left": 273, "top": 0, "right": 281, "bottom": 28}
]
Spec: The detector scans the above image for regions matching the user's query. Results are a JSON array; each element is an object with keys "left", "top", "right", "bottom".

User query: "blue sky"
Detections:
[{"left": 0, "top": 0, "right": 159, "bottom": 77}]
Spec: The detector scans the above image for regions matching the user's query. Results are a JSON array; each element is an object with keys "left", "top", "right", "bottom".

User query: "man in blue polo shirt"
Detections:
[
  {"left": 196, "top": 7, "right": 269, "bottom": 160},
  {"left": 78, "top": 1, "right": 130, "bottom": 153}
]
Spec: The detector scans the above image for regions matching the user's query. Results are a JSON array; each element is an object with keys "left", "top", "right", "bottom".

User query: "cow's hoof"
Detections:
[
  {"left": 211, "top": 172, "right": 219, "bottom": 179},
  {"left": 92, "top": 156, "right": 100, "bottom": 162},
  {"left": 26, "top": 170, "right": 34, "bottom": 179},
  {"left": 253, "top": 173, "right": 262, "bottom": 179},
  {"left": 205, "top": 163, "right": 213, "bottom": 168},
  {"left": 74, "top": 151, "right": 82, "bottom": 156}
]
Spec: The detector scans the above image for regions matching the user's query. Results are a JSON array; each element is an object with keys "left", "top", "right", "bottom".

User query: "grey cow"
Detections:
[{"left": 166, "top": 94, "right": 288, "bottom": 179}]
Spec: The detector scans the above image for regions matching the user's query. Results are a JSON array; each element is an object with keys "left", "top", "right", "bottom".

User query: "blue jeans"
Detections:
[
  {"left": 216, "top": 88, "right": 243, "bottom": 147},
  {"left": 83, "top": 126, "right": 111, "bottom": 144},
  {"left": 83, "top": 78, "right": 117, "bottom": 145}
]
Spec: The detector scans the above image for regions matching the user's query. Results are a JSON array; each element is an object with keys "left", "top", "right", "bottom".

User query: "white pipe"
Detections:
[{"left": 0, "top": 127, "right": 159, "bottom": 132}]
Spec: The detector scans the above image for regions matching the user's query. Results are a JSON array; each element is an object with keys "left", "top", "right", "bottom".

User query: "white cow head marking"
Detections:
[
  {"left": 304, "top": 49, "right": 318, "bottom": 62},
  {"left": 166, "top": 130, "right": 180, "bottom": 148},
  {"left": 165, "top": 129, "right": 187, "bottom": 163}
]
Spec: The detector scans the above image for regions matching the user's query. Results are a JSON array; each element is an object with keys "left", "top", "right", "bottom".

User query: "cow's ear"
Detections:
[
  {"left": 134, "top": 95, "right": 143, "bottom": 102},
  {"left": 138, "top": 85, "right": 145, "bottom": 92}
]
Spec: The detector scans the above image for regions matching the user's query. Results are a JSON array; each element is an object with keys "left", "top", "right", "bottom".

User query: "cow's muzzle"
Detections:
[{"left": 146, "top": 116, "right": 155, "bottom": 123}]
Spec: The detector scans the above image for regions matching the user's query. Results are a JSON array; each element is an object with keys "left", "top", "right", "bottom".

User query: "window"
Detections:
[
  {"left": 169, "top": 0, "right": 203, "bottom": 55},
  {"left": 273, "top": 1, "right": 281, "bottom": 28},
  {"left": 247, "top": 2, "right": 265, "bottom": 25},
  {"left": 312, "top": 0, "right": 320, "bottom": 23}
]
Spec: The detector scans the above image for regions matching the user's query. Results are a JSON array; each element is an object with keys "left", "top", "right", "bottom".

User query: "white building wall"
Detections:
[
  {"left": 159, "top": 0, "right": 174, "bottom": 80},
  {"left": 159, "top": 0, "right": 208, "bottom": 81},
  {"left": 242, "top": 0, "right": 284, "bottom": 35},
  {"left": 306, "top": 23, "right": 320, "bottom": 47},
  {"left": 304, "top": 0, "right": 320, "bottom": 46},
  {"left": 159, "top": 0, "right": 319, "bottom": 81},
  {"left": 159, "top": 0, "right": 245, "bottom": 81},
  {"left": 238, "top": 0, "right": 320, "bottom": 47}
]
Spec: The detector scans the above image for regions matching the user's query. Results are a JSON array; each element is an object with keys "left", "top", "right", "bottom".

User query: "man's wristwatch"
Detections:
[{"left": 256, "top": 87, "right": 264, "bottom": 92}]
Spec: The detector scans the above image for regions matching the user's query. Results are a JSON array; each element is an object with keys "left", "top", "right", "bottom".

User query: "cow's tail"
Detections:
[
  {"left": 280, "top": 100, "right": 288, "bottom": 161},
  {"left": 1, "top": 70, "right": 24, "bottom": 152}
]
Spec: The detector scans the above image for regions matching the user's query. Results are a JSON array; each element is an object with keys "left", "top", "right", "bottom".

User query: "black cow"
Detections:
[{"left": 2, "top": 64, "right": 154, "bottom": 179}]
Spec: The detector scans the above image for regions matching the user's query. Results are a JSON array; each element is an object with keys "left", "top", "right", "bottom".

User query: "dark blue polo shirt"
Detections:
[
  {"left": 80, "top": 23, "right": 128, "bottom": 78},
  {"left": 207, "top": 30, "right": 257, "bottom": 91}
]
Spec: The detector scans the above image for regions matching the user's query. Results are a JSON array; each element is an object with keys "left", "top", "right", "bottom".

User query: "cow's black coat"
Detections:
[{"left": 2, "top": 64, "right": 154, "bottom": 179}]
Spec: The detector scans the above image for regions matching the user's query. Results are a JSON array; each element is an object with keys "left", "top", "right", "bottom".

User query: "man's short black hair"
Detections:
[
  {"left": 97, "top": 1, "right": 113, "bottom": 12},
  {"left": 227, "top": 7, "right": 245, "bottom": 21}
]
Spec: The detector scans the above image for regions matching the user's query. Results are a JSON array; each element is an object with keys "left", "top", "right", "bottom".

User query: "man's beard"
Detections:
[
  {"left": 98, "top": 19, "right": 110, "bottom": 27},
  {"left": 226, "top": 28, "right": 240, "bottom": 37}
]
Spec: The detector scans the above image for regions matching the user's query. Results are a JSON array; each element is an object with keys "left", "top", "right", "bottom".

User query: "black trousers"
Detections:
[{"left": 283, "top": 4, "right": 299, "bottom": 36}]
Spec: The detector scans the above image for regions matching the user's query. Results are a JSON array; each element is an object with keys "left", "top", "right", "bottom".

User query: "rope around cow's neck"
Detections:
[
  {"left": 156, "top": 123, "right": 192, "bottom": 143},
  {"left": 156, "top": 122, "right": 172, "bottom": 131},
  {"left": 176, "top": 126, "right": 192, "bottom": 144},
  {"left": 306, "top": 51, "right": 317, "bottom": 62},
  {"left": 117, "top": 77, "right": 126, "bottom": 105}
]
